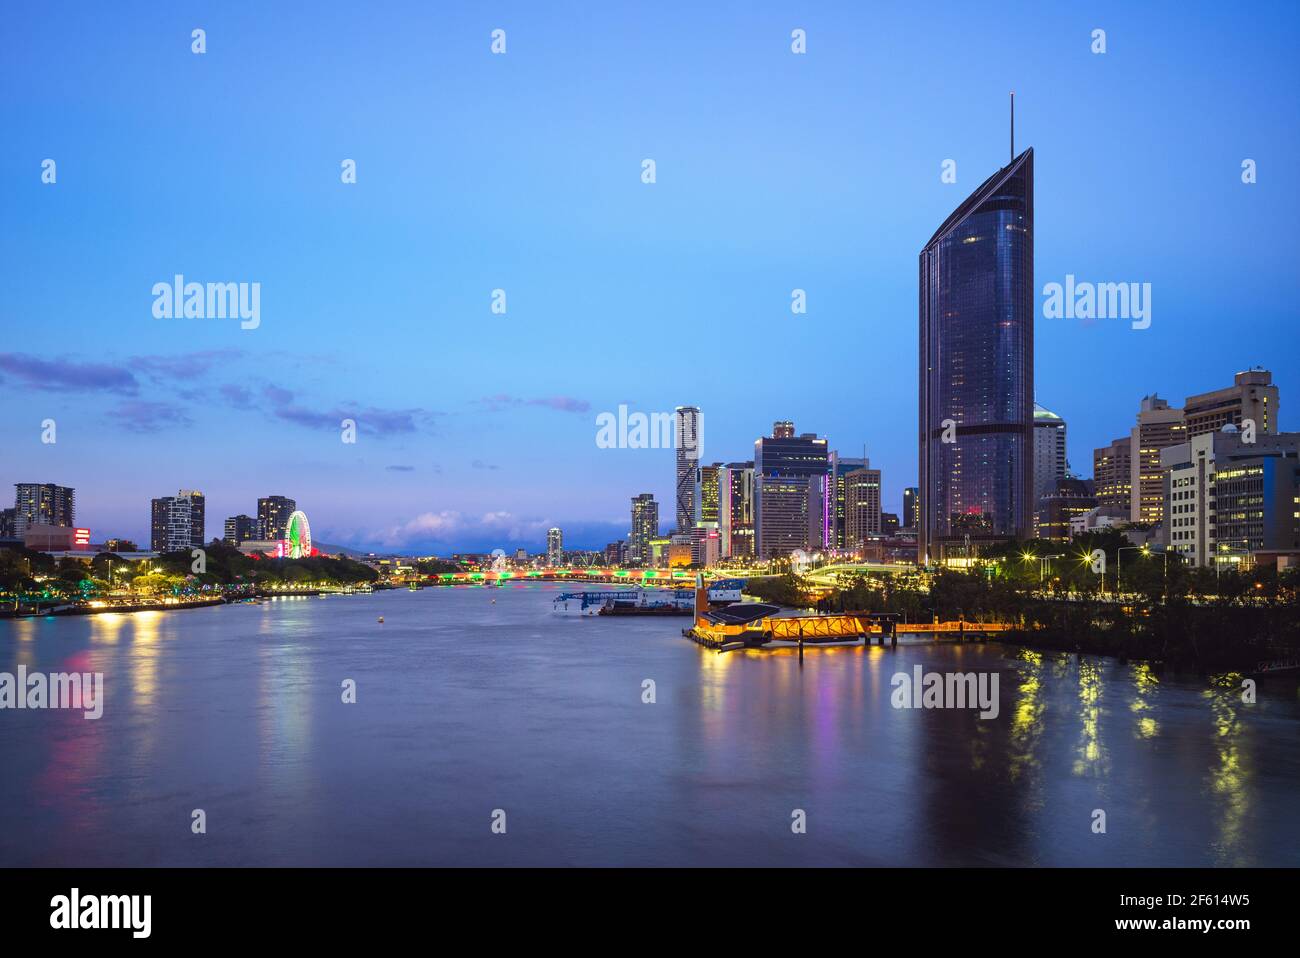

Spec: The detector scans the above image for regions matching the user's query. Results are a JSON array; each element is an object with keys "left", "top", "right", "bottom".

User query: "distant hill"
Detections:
[{"left": 315, "top": 542, "right": 371, "bottom": 559}]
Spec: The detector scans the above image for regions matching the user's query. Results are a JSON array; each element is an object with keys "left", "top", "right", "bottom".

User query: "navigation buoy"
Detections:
[{"left": 378, "top": 616, "right": 384, "bottom": 623}]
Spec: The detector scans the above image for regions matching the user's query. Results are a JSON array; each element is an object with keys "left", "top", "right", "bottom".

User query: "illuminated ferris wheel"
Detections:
[{"left": 285, "top": 510, "right": 312, "bottom": 558}]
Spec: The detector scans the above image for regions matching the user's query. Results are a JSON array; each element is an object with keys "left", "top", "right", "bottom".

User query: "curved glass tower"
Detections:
[{"left": 919, "top": 148, "right": 1034, "bottom": 564}]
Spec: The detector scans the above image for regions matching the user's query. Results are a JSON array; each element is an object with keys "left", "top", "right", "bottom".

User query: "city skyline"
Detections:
[{"left": 3, "top": 3, "right": 1297, "bottom": 553}]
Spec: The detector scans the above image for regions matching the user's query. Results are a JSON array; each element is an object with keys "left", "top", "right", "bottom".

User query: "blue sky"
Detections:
[{"left": 2, "top": 1, "right": 1298, "bottom": 553}]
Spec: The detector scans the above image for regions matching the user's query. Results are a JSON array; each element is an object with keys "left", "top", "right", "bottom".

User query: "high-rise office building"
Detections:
[
  {"left": 718, "top": 461, "right": 755, "bottom": 559},
  {"left": 843, "top": 466, "right": 882, "bottom": 554},
  {"left": 1183, "top": 368, "right": 1279, "bottom": 438},
  {"left": 1093, "top": 436, "right": 1133, "bottom": 512},
  {"left": 1162, "top": 428, "right": 1300, "bottom": 569},
  {"left": 698, "top": 463, "right": 722, "bottom": 524},
  {"left": 223, "top": 514, "right": 258, "bottom": 546},
  {"left": 546, "top": 527, "right": 564, "bottom": 566},
  {"left": 151, "top": 490, "right": 205, "bottom": 552},
  {"left": 829, "top": 452, "right": 869, "bottom": 549},
  {"left": 674, "top": 406, "right": 701, "bottom": 533},
  {"left": 258, "top": 496, "right": 297, "bottom": 541},
  {"left": 902, "top": 487, "right": 919, "bottom": 531},
  {"left": 629, "top": 493, "right": 659, "bottom": 566},
  {"left": 1130, "top": 395, "right": 1185, "bottom": 524},
  {"left": 754, "top": 422, "right": 829, "bottom": 560},
  {"left": 919, "top": 148, "right": 1034, "bottom": 563},
  {"left": 0, "top": 508, "right": 15, "bottom": 540},
  {"left": 13, "top": 483, "right": 75, "bottom": 537},
  {"left": 1032, "top": 404, "right": 1067, "bottom": 529}
]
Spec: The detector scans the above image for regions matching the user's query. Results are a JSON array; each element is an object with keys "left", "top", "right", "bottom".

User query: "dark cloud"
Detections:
[
  {"left": 0, "top": 353, "right": 138, "bottom": 394},
  {"left": 386, "top": 464, "right": 415, "bottom": 472}
]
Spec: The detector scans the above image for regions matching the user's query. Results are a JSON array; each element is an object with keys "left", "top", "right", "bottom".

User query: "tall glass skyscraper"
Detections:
[
  {"left": 919, "top": 147, "right": 1034, "bottom": 563},
  {"left": 674, "top": 406, "right": 701, "bottom": 533}
]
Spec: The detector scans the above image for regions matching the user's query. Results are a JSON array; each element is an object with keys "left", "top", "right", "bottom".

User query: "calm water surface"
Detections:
[{"left": 2, "top": 585, "right": 1298, "bottom": 866}]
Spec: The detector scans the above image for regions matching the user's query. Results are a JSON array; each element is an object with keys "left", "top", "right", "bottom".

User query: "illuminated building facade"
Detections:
[
  {"left": 1183, "top": 368, "right": 1278, "bottom": 438},
  {"left": 718, "top": 461, "right": 754, "bottom": 559},
  {"left": 224, "top": 514, "right": 258, "bottom": 546},
  {"left": 919, "top": 148, "right": 1034, "bottom": 563},
  {"left": 1092, "top": 436, "right": 1132, "bottom": 512},
  {"left": 1162, "top": 429, "right": 1300, "bottom": 569},
  {"left": 754, "top": 422, "right": 829, "bottom": 560},
  {"left": 830, "top": 453, "right": 869, "bottom": 549},
  {"left": 151, "top": 489, "right": 205, "bottom": 552},
  {"left": 674, "top": 406, "right": 701, "bottom": 533},
  {"left": 1130, "top": 396, "right": 1185, "bottom": 524},
  {"left": 13, "top": 483, "right": 75, "bottom": 538},
  {"left": 629, "top": 493, "right": 659, "bottom": 566},
  {"left": 843, "top": 466, "right": 882, "bottom": 554},
  {"left": 258, "top": 495, "right": 297, "bottom": 542}
]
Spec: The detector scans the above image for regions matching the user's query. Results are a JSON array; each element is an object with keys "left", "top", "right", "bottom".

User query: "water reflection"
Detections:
[
  {"left": 1, "top": 593, "right": 1298, "bottom": 866},
  {"left": 1128, "top": 662, "right": 1160, "bottom": 739},
  {"left": 1008, "top": 649, "right": 1044, "bottom": 782},
  {"left": 1203, "top": 678, "right": 1249, "bottom": 866},
  {"left": 1073, "top": 659, "right": 1108, "bottom": 777}
]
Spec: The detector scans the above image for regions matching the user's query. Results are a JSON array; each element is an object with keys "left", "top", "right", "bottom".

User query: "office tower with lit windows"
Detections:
[
  {"left": 258, "top": 495, "right": 297, "bottom": 541},
  {"left": 674, "top": 406, "right": 701, "bottom": 533},
  {"left": 223, "top": 514, "right": 258, "bottom": 546},
  {"left": 829, "top": 452, "right": 869, "bottom": 549},
  {"left": 718, "top": 461, "right": 755, "bottom": 559},
  {"left": 1092, "top": 436, "right": 1133, "bottom": 511},
  {"left": 546, "top": 527, "right": 564, "bottom": 566},
  {"left": 843, "top": 466, "right": 883, "bottom": 554},
  {"left": 1183, "top": 368, "right": 1279, "bottom": 438},
  {"left": 754, "top": 422, "right": 830, "bottom": 560},
  {"left": 13, "top": 483, "right": 75, "bottom": 538},
  {"left": 919, "top": 148, "right": 1034, "bottom": 563},
  {"left": 629, "top": 493, "right": 659, "bottom": 566},
  {"left": 698, "top": 463, "right": 722, "bottom": 524},
  {"left": 1130, "top": 395, "right": 1185, "bottom": 524},
  {"left": 1161, "top": 429, "right": 1300, "bottom": 568},
  {"left": 151, "top": 490, "right": 205, "bottom": 552}
]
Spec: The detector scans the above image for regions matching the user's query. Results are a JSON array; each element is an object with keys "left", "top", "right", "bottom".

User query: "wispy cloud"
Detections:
[
  {"left": 386, "top": 464, "right": 415, "bottom": 472},
  {"left": 477, "top": 393, "right": 590, "bottom": 414},
  {"left": 0, "top": 353, "right": 138, "bottom": 394},
  {"left": 131, "top": 349, "right": 244, "bottom": 380},
  {"left": 111, "top": 400, "right": 195, "bottom": 433},
  {"left": 261, "top": 385, "right": 425, "bottom": 436},
  {"left": 377, "top": 510, "right": 554, "bottom": 548}
]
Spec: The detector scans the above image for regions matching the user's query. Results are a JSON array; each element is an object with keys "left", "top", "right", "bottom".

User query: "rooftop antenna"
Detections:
[{"left": 1010, "top": 91, "right": 1015, "bottom": 162}]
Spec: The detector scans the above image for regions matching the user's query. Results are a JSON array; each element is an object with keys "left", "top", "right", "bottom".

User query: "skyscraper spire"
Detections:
[{"left": 1010, "top": 91, "right": 1015, "bottom": 162}]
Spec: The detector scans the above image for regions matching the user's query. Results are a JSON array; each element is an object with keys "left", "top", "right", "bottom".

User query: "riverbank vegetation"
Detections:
[
  {"left": 744, "top": 532, "right": 1300, "bottom": 671},
  {"left": 0, "top": 540, "right": 379, "bottom": 605}
]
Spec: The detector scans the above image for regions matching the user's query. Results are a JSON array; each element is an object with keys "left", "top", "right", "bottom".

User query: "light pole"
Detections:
[{"left": 1116, "top": 546, "right": 1145, "bottom": 597}]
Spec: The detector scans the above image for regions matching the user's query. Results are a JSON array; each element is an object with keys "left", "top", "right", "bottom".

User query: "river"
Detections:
[{"left": 1, "top": 584, "right": 1296, "bottom": 866}]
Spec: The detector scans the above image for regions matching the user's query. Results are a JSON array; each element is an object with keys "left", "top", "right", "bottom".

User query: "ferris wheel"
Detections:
[{"left": 285, "top": 510, "right": 312, "bottom": 558}]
